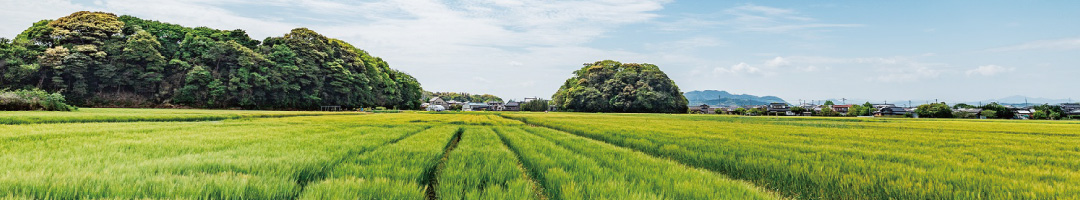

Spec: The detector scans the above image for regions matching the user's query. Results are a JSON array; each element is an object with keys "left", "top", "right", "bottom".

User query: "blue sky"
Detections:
[{"left": 2, "top": 0, "right": 1078, "bottom": 103}]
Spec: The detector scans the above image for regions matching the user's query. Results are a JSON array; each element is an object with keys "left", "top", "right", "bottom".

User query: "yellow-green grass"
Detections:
[
  {"left": 0, "top": 114, "right": 429, "bottom": 199},
  {"left": 496, "top": 126, "right": 778, "bottom": 199},
  {"left": 26, "top": 108, "right": 1072, "bottom": 199},
  {"left": 0, "top": 108, "right": 363, "bottom": 125},
  {"left": 501, "top": 112, "right": 1080, "bottom": 199},
  {"left": 298, "top": 126, "right": 461, "bottom": 199},
  {"left": 436, "top": 127, "right": 539, "bottom": 199}
]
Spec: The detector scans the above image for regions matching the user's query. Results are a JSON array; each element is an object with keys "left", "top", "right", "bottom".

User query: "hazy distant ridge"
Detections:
[{"left": 684, "top": 90, "right": 787, "bottom": 107}]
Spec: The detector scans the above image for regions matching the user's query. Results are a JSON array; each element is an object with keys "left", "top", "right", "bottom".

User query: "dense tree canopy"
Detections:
[
  {"left": 0, "top": 11, "right": 422, "bottom": 110},
  {"left": 915, "top": 102, "right": 953, "bottom": 118},
  {"left": 425, "top": 91, "right": 502, "bottom": 103},
  {"left": 552, "top": 60, "right": 688, "bottom": 113}
]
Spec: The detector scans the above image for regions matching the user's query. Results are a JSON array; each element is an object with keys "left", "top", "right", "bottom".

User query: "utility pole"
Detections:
[{"left": 842, "top": 98, "right": 847, "bottom": 105}]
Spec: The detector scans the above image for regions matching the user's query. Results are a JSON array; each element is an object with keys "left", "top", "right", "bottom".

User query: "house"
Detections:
[
  {"left": 876, "top": 107, "right": 908, "bottom": 116},
  {"left": 487, "top": 101, "right": 505, "bottom": 111},
  {"left": 954, "top": 108, "right": 984, "bottom": 119},
  {"left": 429, "top": 97, "right": 449, "bottom": 109},
  {"left": 1062, "top": 103, "right": 1080, "bottom": 110},
  {"left": 1062, "top": 103, "right": 1080, "bottom": 117},
  {"left": 462, "top": 102, "right": 490, "bottom": 111},
  {"left": 445, "top": 100, "right": 462, "bottom": 106},
  {"left": 689, "top": 104, "right": 716, "bottom": 114},
  {"left": 1012, "top": 108, "right": 1034, "bottom": 119},
  {"left": 831, "top": 105, "right": 852, "bottom": 114},
  {"left": 766, "top": 103, "right": 791, "bottom": 116},
  {"left": 504, "top": 101, "right": 521, "bottom": 111},
  {"left": 872, "top": 104, "right": 896, "bottom": 109}
]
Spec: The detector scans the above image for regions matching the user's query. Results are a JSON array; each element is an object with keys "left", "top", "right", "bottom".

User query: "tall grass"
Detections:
[
  {"left": 0, "top": 114, "right": 424, "bottom": 199},
  {"left": 495, "top": 126, "right": 777, "bottom": 199},
  {"left": 503, "top": 113, "right": 1080, "bottom": 199},
  {"left": 299, "top": 126, "right": 461, "bottom": 199},
  {"left": 437, "top": 127, "right": 539, "bottom": 199}
]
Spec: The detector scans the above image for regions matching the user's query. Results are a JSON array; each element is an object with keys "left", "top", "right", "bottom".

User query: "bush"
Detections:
[{"left": 0, "top": 89, "right": 78, "bottom": 111}]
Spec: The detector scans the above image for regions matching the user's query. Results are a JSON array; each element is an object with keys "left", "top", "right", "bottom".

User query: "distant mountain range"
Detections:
[
  {"left": 967, "top": 96, "right": 1075, "bottom": 105},
  {"left": 685, "top": 90, "right": 1075, "bottom": 108},
  {"left": 684, "top": 90, "right": 787, "bottom": 107}
]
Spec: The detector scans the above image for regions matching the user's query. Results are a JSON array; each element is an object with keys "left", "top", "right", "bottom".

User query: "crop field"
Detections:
[
  {"left": 0, "top": 109, "right": 1076, "bottom": 199},
  {"left": 502, "top": 113, "right": 1080, "bottom": 199}
]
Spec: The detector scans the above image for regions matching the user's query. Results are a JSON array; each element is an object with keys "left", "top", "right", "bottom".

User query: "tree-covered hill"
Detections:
[
  {"left": 0, "top": 11, "right": 422, "bottom": 110},
  {"left": 552, "top": 60, "right": 688, "bottom": 113}
]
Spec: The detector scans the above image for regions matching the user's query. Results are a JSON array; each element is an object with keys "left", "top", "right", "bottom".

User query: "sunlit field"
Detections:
[{"left": 1, "top": 109, "right": 1076, "bottom": 199}]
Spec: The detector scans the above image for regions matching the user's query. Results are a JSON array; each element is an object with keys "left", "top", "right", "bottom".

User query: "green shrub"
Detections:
[{"left": 0, "top": 89, "right": 78, "bottom": 111}]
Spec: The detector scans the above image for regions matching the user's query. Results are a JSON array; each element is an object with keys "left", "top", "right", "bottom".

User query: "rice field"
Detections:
[{"left": 1, "top": 109, "right": 1076, "bottom": 199}]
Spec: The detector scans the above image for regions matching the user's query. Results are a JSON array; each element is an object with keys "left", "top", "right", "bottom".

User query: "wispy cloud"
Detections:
[
  {"left": 713, "top": 62, "right": 762, "bottom": 75},
  {"left": 723, "top": 4, "right": 863, "bottom": 33},
  {"left": 965, "top": 65, "right": 1014, "bottom": 76},
  {"left": 986, "top": 37, "right": 1080, "bottom": 52}
]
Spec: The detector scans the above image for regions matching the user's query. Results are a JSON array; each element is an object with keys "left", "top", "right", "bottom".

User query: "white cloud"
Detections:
[
  {"left": 872, "top": 63, "right": 945, "bottom": 83},
  {"left": 723, "top": 4, "right": 863, "bottom": 33},
  {"left": 966, "top": 65, "right": 1014, "bottom": 77},
  {"left": 645, "top": 36, "right": 725, "bottom": 52},
  {"left": 987, "top": 37, "right": 1080, "bottom": 52},
  {"left": 714, "top": 62, "right": 762, "bottom": 75},
  {"left": 764, "top": 56, "right": 789, "bottom": 67}
]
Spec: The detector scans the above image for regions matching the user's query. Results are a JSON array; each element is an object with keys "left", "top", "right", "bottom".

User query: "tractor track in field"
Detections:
[
  {"left": 496, "top": 114, "right": 791, "bottom": 199},
  {"left": 291, "top": 125, "right": 433, "bottom": 200},
  {"left": 424, "top": 127, "right": 464, "bottom": 200},
  {"left": 492, "top": 127, "right": 550, "bottom": 200}
]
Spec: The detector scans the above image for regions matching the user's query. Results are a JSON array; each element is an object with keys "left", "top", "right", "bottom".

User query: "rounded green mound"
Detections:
[{"left": 552, "top": 60, "right": 688, "bottom": 113}]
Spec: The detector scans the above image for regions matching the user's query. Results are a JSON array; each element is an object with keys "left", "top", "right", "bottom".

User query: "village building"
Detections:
[
  {"left": 766, "top": 103, "right": 791, "bottom": 115},
  {"left": 689, "top": 104, "right": 716, "bottom": 114},
  {"left": 462, "top": 102, "right": 490, "bottom": 111},
  {"left": 875, "top": 107, "right": 908, "bottom": 116},
  {"left": 428, "top": 97, "right": 449, "bottom": 109},
  {"left": 831, "top": 105, "right": 853, "bottom": 114},
  {"left": 953, "top": 108, "right": 985, "bottom": 119},
  {"left": 1012, "top": 108, "right": 1034, "bottom": 119},
  {"left": 487, "top": 101, "right": 505, "bottom": 111},
  {"left": 504, "top": 101, "right": 521, "bottom": 111},
  {"left": 1062, "top": 103, "right": 1080, "bottom": 117}
]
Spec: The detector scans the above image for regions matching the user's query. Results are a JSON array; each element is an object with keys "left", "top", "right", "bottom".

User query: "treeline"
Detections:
[
  {"left": 0, "top": 11, "right": 422, "bottom": 110},
  {"left": 425, "top": 91, "right": 502, "bottom": 103}
]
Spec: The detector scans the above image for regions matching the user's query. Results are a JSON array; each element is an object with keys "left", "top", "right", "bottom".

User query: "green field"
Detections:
[{"left": 1, "top": 109, "right": 1077, "bottom": 199}]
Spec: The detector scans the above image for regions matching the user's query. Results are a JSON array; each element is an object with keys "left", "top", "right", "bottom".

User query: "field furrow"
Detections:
[
  {"left": 298, "top": 126, "right": 461, "bottom": 200},
  {"left": 495, "top": 126, "right": 777, "bottom": 199},
  {"left": 436, "top": 126, "right": 540, "bottom": 200}
]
